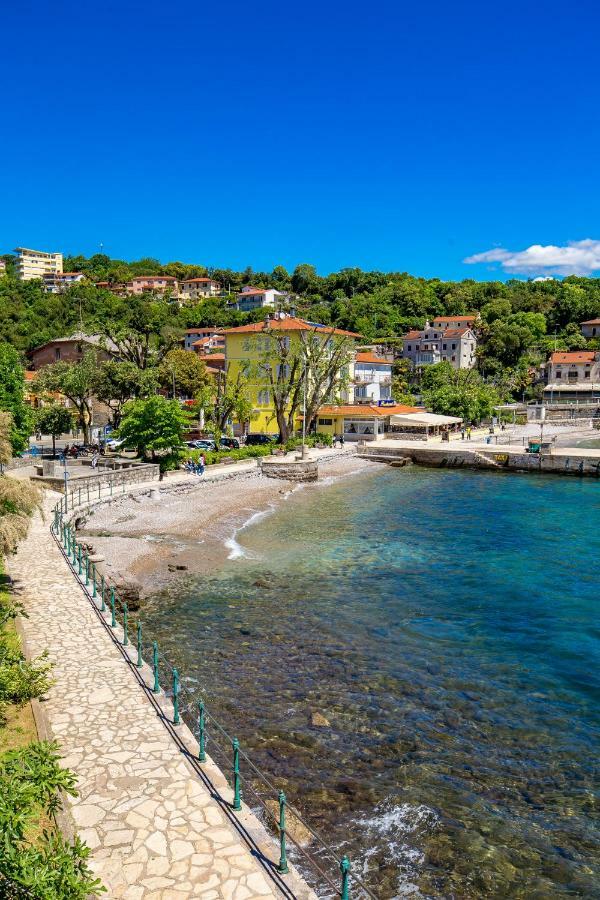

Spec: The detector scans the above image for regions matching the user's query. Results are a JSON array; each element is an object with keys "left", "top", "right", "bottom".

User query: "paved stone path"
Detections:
[{"left": 8, "top": 494, "right": 316, "bottom": 899}]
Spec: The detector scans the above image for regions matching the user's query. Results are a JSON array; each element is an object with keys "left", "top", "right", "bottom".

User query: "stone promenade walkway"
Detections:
[{"left": 8, "top": 494, "right": 316, "bottom": 900}]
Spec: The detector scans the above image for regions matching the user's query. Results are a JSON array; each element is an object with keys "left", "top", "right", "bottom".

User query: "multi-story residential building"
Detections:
[
  {"left": 402, "top": 319, "right": 477, "bottom": 369},
  {"left": 28, "top": 332, "right": 118, "bottom": 369},
  {"left": 222, "top": 316, "right": 359, "bottom": 434},
  {"left": 183, "top": 327, "right": 223, "bottom": 350},
  {"left": 544, "top": 350, "right": 600, "bottom": 402},
  {"left": 234, "top": 287, "right": 290, "bottom": 313},
  {"left": 191, "top": 334, "right": 225, "bottom": 354},
  {"left": 581, "top": 318, "right": 600, "bottom": 339},
  {"left": 42, "top": 271, "right": 85, "bottom": 293},
  {"left": 14, "top": 247, "right": 63, "bottom": 281},
  {"left": 431, "top": 315, "right": 478, "bottom": 331},
  {"left": 179, "top": 278, "right": 221, "bottom": 302},
  {"left": 127, "top": 275, "right": 179, "bottom": 296},
  {"left": 353, "top": 352, "right": 393, "bottom": 402}
]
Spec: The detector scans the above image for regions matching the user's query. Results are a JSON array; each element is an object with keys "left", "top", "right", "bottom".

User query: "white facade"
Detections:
[
  {"left": 43, "top": 272, "right": 84, "bottom": 293},
  {"left": 544, "top": 351, "right": 600, "bottom": 401},
  {"left": 14, "top": 247, "right": 63, "bottom": 281},
  {"left": 179, "top": 278, "right": 221, "bottom": 302},
  {"left": 403, "top": 323, "right": 477, "bottom": 369},
  {"left": 235, "top": 289, "right": 289, "bottom": 312},
  {"left": 581, "top": 319, "right": 600, "bottom": 339},
  {"left": 353, "top": 353, "right": 393, "bottom": 402}
]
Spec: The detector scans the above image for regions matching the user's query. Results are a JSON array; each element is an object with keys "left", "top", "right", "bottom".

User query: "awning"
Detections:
[
  {"left": 544, "top": 383, "right": 600, "bottom": 392},
  {"left": 390, "top": 412, "right": 463, "bottom": 427}
]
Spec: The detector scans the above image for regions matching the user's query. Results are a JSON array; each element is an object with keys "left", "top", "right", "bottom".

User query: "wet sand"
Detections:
[{"left": 79, "top": 454, "right": 380, "bottom": 599}]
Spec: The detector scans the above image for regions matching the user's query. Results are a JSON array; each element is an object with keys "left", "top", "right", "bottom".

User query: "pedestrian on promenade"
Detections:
[
  {"left": 198, "top": 453, "right": 206, "bottom": 476},
  {"left": 91, "top": 452, "right": 99, "bottom": 470},
  {"left": 461, "top": 428, "right": 465, "bottom": 441},
  {"left": 467, "top": 426, "right": 472, "bottom": 440},
  {"left": 340, "top": 433, "right": 345, "bottom": 448},
  {"left": 332, "top": 434, "right": 337, "bottom": 448}
]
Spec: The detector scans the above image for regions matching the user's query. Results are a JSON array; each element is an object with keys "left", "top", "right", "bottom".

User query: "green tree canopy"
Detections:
[
  {"left": 158, "top": 349, "right": 211, "bottom": 398},
  {"left": 115, "top": 396, "right": 192, "bottom": 458},
  {"left": 0, "top": 344, "right": 32, "bottom": 453},
  {"left": 35, "top": 351, "right": 99, "bottom": 443},
  {"left": 34, "top": 404, "right": 74, "bottom": 456}
]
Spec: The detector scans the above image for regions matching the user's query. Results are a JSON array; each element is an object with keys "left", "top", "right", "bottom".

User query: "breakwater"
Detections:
[{"left": 359, "top": 442, "right": 600, "bottom": 476}]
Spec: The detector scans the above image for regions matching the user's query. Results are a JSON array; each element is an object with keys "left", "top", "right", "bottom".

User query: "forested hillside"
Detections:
[{"left": 2, "top": 254, "right": 600, "bottom": 399}]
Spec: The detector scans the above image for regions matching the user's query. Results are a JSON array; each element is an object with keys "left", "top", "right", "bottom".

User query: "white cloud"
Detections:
[{"left": 463, "top": 239, "right": 600, "bottom": 276}]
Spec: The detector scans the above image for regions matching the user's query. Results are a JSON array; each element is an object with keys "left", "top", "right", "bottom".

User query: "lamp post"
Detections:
[{"left": 301, "top": 361, "right": 308, "bottom": 459}]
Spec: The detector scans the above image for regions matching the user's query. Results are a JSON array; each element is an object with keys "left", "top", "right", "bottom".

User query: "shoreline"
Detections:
[{"left": 79, "top": 453, "right": 382, "bottom": 600}]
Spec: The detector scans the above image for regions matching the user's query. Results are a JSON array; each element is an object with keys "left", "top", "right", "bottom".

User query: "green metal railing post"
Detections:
[
  {"left": 78, "top": 487, "right": 81, "bottom": 506},
  {"left": 198, "top": 701, "right": 206, "bottom": 761},
  {"left": 232, "top": 738, "right": 242, "bottom": 810},
  {"left": 84, "top": 553, "right": 90, "bottom": 585},
  {"left": 77, "top": 544, "right": 82, "bottom": 576},
  {"left": 71, "top": 533, "right": 77, "bottom": 565},
  {"left": 278, "top": 790, "right": 289, "bottom": 874},
  {"left": 100, "top": 575, "right": 106, "bottom": 611},
  {"left": 110, "top": 588, "right": 116, "bottom": 627},
  {"left": 340, "top": 855, "right": 350, "bottom": 900},
  {"left": 91, "top": 563, "right": 97, "bottom": 598},
  {"left": 136, "top": 622, "right": 143, "bottom": 667},
  {"left": 123, "top": 603, "right": 129, "bottom": 646},
  {"left": 152, "top": 641, "right": 160, "bottom": 692},
  {"left": 172, "top": 668, "right": 180, "bottom": 725}
]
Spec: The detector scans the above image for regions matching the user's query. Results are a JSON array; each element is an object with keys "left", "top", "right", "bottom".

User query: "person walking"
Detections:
[
  {"left": 467, "top": 426, "right": 472, "bottom": 440},
  {"left": 332, "top": 434, "right": 338, "bottom": 448},
  {"left": 198, "top": 453, "right": 206, "bottom": 476},
  {"left": 91, "top": 451, "right": 99, "bottom": 470},
  {"left": 339, "top": 433, "right": 345, "bottom": 449}
]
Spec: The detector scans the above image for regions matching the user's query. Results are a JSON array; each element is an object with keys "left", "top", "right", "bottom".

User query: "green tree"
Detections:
[
  {"left": 35, "top": 351, "right": 99, "bottom": 443},
  {"left": 94, "top": 361, "right": 158, "bottom": 428},
  {"left": 158, "top": 349, "right": 210, "bottom": 398},
  {"left": 115, "top": 396, "right": 191, "bottom": 459},
  {"left": 34, "top": 404, "right": 74, "bottom": 457},
  {"left": 421, "top": 362, "right": 502, "bottom": 422},
  {"left": 196, "top": 368, "right": 256, "bottom": 438},
  {"left": 0, "top": 344, "right": 32, "bottom": 454}
]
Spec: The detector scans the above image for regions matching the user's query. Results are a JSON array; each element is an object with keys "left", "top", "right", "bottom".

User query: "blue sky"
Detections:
[{"left": 1, "top": 0, "right": 599, "bottom": 280}]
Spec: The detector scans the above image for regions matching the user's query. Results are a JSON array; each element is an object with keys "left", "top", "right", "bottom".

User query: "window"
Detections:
[
  {"left": 452, "top": 355, "right": 456, "bottom": 361},
  {"left": 585, "top": 371, "right": 591, "bottom": 378},
  {"left": 442, "top": 343, "right": 447, "bottom": 350},
  {"left": 257, "top": 390, "right": 270, "bottom": 406},
  {"left": 556, "top": 371, "right": 561, "bottom": 379},
  {"left": 318, "top": 418, "right": 333, "bottom": 425},
  {"left": 55, "top": 348, "right": 61, "bottom": 361},
  {"left": 452, "top": 343, "right": 456, "bottom": 350},
  {"left": 407, "top": 345, "right": 412, "bottom": 351}
]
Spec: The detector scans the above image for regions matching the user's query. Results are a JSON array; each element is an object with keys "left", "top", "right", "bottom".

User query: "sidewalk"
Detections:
[{"left": 7, "top": 493, "right": 316, "bottom": 899}]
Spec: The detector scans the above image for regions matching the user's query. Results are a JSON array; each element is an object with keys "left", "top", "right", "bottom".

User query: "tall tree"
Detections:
[
  {"left": 34, "top": 404, "right": 74, "bottom": 457},
  {"left": 0, "top": 344, "right": 32, "bottom": 454},
  {"left": 158, "top": 349, "right": 210, "bottom": 398},
  {"left": 35, "top": 351, "right": 98, "bottom": 443},
  {"left": 95, "top": 361, "right": 158, "bottom": 427},
  {"left": 116, "top": 396, "right": 191, "bottom": 459},
  {"left": 196, "top": 367, "right": 256, "bottom": 436}
]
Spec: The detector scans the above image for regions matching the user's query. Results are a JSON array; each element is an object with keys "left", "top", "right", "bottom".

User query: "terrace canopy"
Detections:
[{"left": 390, "top": 412, "right": 462, "bottom": 437}]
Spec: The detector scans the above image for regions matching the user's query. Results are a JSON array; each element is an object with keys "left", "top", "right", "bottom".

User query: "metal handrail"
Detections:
[{"left": 52, "top": 496, "right": 378, "bottom": 899}]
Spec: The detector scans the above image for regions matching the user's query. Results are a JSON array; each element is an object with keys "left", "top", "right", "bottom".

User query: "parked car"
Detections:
[
  {"left": 219, "top": 436, "right": 240, "bottom": 450},
  {"left": 105, "top": 438, "right": 125, "bottom": 451},
  {"left": 244, "top": 434, "right": 276, "bottom": 446},
  {"left": 192, "top": 439, "right": 217, "bottom": 451}
]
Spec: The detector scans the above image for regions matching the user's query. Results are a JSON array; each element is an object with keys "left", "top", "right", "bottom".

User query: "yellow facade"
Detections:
[
  {"left": 14, "top": 247, "right": 63, "bottom": 281},
  {"left": 223, "top": 320, "right": 358, "bottom": 435}
]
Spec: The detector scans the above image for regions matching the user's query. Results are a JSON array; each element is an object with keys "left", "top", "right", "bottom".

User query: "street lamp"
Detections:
[{"left": 301, "top": 361, "right": 308, "bottom": 459}]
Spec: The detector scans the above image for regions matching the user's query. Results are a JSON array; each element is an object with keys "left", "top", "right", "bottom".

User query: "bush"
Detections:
[
  {"left": 181, "top": 445, "right": 275, "bottom": 466},
  {"left": 0, "top": 742, "right": 104, "bottom": 897}
]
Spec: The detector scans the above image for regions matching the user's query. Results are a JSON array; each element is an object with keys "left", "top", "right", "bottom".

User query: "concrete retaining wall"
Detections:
[{"left": 260, "top": 458, "right": 319, "bottom": 481}]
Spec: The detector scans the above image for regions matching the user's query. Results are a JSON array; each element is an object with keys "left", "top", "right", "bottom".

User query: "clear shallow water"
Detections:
[{"left": 142, "top": 468, "right": 600, "bottom": 898}]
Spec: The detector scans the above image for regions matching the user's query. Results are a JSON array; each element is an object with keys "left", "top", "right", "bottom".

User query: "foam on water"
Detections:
[{"left": 225, "top": 505, "right": 277, "bottom": 559}]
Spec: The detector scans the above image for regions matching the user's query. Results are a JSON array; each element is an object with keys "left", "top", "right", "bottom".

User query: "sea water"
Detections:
[{"left": 141, "top": 467, "right": 600, "bottom": 898}]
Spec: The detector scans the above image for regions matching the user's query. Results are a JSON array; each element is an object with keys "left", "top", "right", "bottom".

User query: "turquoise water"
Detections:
[{"left": 142, "top": 468, "right": 600, "bottom": 898}]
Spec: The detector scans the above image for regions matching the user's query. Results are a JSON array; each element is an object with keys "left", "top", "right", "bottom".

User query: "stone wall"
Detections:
[{"left": 260, "top": 459, "right": 319, "bottom": 482}]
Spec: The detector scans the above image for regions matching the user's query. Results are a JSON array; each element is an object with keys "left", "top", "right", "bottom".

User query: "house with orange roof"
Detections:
[
  {"left": 402, "top": 316, "right": 478, "bottom": 370},
  {"left": 179, "top": 277, "right": 221, "bottom": 302},
  {"left": 127, "top": 275, "right": 179, "bottom": 297},
  {"left": 222, "top": 315, "right": 361, "bottom": 434},
  {"left": 544, "top": 350, "right": 600, "bottom": 402},
  {"left": 353, "top": 351, "right": 393, "bottom": 403}
]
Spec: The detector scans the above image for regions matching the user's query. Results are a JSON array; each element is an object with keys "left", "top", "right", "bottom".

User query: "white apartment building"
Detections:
[
  {"left": 14, "top": 247, "right": 63, "bottom": 281},
  {"left": 353, "top": 352, "right": 393, "bottom": 402},
  {"left": 234, "top": 287, "right": 289, "bottom": 312},
  {"left": 179, "top": 278, "right": 221, "bottom": 302}
]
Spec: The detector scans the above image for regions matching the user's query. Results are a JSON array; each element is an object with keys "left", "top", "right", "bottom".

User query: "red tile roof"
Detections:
[
  {"left": 551, "top": 351, "right": 597, "bottom": 363},
  {"left": 432, "top": 315, "right": 477, "bottom": 324},
  {"left": 581, "top": 318, "right": 600, "bottom": 325},
  {"left": 222, "top": 318, "right": 360, "bottom": 338},
  {"left": 131, "top": 275, "right": 177, "bottom": 281},
  {"left": 355, "top": 352, "right": 392, "bottom": 365},
  {"left": 443, "top": 327, "right": 472, "bottom": 337},
  {"left": 182, "top": 278, "right": 219, "bottom": 284},
  {"left": 403, "top": 330, "right": 422, "bottom": 340},
  {"left": 317, "top": 403, "right": 421, "bottom": 417},
  {"left": 199, "top": 353, "right": 225, "bottom": 361}
]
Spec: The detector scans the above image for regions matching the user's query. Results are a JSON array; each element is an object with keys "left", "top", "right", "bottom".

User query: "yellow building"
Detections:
[
  {"left": 14, "top": 247, "right": 63, "bottom": 281},
  {"left": 222, "top": 317, "right": 360, "bottom": 435}
]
